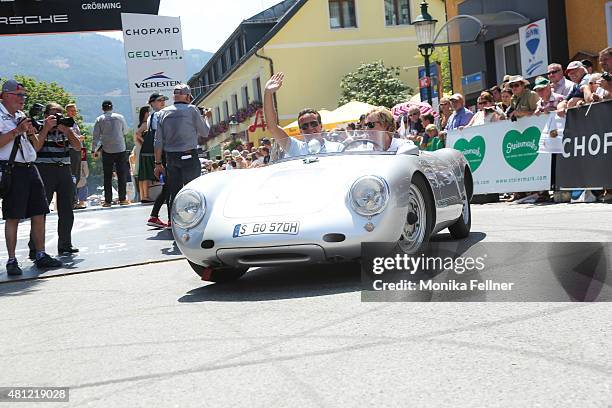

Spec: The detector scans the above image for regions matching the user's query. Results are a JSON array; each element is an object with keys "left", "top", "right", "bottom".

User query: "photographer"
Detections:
[
  {"left": 0, "top": 80, "right": 62, "bottom": 275},
  {"left": 28, "top": 103, "right": 81, "bottom": 257}
]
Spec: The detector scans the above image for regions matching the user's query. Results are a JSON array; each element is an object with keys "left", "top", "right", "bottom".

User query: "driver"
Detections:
[
  {"left": 362, "top": 107, "right": 416, "bottom": 154},
  {"left": 263, "top": 72, "right": 343, "bottom": 157}
]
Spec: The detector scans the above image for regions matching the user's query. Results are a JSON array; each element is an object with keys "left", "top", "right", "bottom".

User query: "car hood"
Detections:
[{"left": 222, "top": 155, "right": 393, "bottom": 218}]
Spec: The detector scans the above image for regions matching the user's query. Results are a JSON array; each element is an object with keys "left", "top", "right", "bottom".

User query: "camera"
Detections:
[
  {"left": 28, "top": 103, "right": 45, "bottom": 131},
  {"left": 603, "top": 72, "right": 611, "bottom": 82},
  {"left": 52, "top": 113, "right": 75, "bottom": 128}
]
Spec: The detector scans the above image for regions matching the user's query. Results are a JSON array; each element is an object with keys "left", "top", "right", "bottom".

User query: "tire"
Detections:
[
  {"left": 188, "top": 261, "right": 247, "bottom": 283},
  {"left": 448, "top": 175, "right": 472, "bottom": 239},
  {"left": 397, "top": 174, "right": 434, "bottom": 254}
]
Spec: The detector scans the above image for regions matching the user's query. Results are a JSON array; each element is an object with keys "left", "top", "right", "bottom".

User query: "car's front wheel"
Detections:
[
  {"left": 397, "top": 175, "right": 434, "bottom": 254},
  {"left": 188, "top": 261, "right": 247, "bottom": 283}
]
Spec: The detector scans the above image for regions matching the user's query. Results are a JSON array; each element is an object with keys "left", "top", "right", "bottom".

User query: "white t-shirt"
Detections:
[
  {"left": 286, "top": 136, "right": 343, "bottom": 157},
  {"left": 0, "top": 103, "right": 37, "bottom": 163},
  {"left": 388, "top": 137, "right": 418, "bottom": 154}
]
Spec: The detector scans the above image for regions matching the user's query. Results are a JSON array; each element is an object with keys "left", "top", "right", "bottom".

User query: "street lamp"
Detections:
[
  {"left": 413, "top": 0, "right": 438, "bottom": 107},
  {"left": 228, "top": 116, "right": 239, "bottom": 142}
]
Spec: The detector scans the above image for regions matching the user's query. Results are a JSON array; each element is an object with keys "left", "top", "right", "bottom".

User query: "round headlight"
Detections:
[
  {"left": 172, "top": 189, "right": 206, "bottom": 228},
  {"left": 349, "top": 176, "right": 389, "bottom": 216}
]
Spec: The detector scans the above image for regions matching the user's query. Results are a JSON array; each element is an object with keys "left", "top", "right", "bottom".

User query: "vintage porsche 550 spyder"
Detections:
[{"left": 171, "top": 131, "right": 473, "bottom": 282}]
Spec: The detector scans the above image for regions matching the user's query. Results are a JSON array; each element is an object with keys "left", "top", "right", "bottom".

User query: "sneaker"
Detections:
[
  {"left": 102, "top": 202, "right": 112, "bottom": 208},
  {"left": 119, "top": 200, "right": 131, "bottom": 206},
  {"left": 513, "top": 193, "right": 539, "bottom": 204},
  {"left": 147, "top": 217, "right": 168, "bottom": 228},
  {"left": 58, "top": 246, "right": 79, "bottom": 254},
  {"left": 599, "top": 192, "right": 612, "bottom": 203},
  {"left": 6, "top": 260, "right": 22, "bottom": 276},
  {"left": 571, "top": 190, "right": 597, "bottom": 203},
  {"left": 34, "top": 253, "right": 63, "bottom": 269}
]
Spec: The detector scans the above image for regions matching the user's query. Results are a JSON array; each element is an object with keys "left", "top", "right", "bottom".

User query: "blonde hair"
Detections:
[{"left": 366, "top": 106, "right": 395, "bottom": 132}]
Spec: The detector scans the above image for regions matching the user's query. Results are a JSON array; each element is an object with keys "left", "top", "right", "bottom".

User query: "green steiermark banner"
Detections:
[{"left": 446, "top": 115, "right": 551, "bottom": 194}]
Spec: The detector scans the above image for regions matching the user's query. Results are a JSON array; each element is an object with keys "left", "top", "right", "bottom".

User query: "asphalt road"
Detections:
[
  {"left": 0, "top": 205, "right": 181, "bottom": 283},
  {"left": 0, "top": 203, "right": 611, "bottom": 407}
]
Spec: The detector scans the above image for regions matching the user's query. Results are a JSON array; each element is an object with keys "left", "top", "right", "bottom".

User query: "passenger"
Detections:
[
  {"left": 362, "top": 107, "right": 417, "bottom": 154},
  {"left": 263, "top": 72, "right": 342, "bottom": 156}
]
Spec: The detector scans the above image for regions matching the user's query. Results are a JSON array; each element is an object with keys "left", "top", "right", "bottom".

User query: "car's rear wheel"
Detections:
[
  {"left": 188, "top": 261, "right": 247, "bottom": 283},
  {"left": 448, "top": 193, "right": 471, "bottom": 239},
  {"left": 448, "top": 168, "right": 472, "bottom": 239},
  {"left": 397, "top": 175, "right": 434, "bottom": 254}
]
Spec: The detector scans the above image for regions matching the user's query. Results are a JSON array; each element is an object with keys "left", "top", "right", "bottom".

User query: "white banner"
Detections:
[
  {"left": 519, "top": 19, "right": 549, "bottom": 79},
  {"left": 447, "top": 115, "right": 552, "bottom": 194},
  {"left": 122, "top": 13, "right": 185, "bottom": 125}
]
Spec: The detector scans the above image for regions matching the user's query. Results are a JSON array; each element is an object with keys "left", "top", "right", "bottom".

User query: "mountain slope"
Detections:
[{"left": 0, "top": 33, "right": 212, "bottom": 125}]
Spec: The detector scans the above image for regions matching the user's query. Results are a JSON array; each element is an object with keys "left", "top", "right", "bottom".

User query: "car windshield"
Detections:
[{"left": 271, "top": 130, "right": 418, "bottom": 163}]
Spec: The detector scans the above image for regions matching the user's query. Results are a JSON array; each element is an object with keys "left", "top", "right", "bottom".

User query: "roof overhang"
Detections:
[{"left": 433, "top": 11, "right": 529, "bottom": 47}]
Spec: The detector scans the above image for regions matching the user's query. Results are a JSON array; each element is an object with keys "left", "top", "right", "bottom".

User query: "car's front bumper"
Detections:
[{"left": 173, "top": 205, "right": 408, "bottom": 268}]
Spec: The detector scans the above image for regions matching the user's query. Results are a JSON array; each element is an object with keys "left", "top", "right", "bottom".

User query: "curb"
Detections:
[{"left": 0, "top": 257, "right": 185, "bottom": 285}]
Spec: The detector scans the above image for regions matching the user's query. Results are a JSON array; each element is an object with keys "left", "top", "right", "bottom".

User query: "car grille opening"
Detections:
[{"left": 238, "top": 253, "right": 310, "bottom": 265}]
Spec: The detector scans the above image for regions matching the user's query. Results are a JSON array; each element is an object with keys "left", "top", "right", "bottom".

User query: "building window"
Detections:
[
  {"left": 494, "top": 33, "right": 522, "bottom": 84},
  {"left": 225, "top": 49, "right": 232, "bottom": 68},
  {"left": 253, "top": 77, "right": 262, "bottom": 102},
  {"left": 214, "top": 107, "right": 221, "bottom": 124},
  {"left": 231, "top": 94, "right": 239, "bottom": 114},
  {"left": 216, "top": 59, "right": 223, "bottom": 76},
  {"left": 385, "top": 0, "right": 410, "bottom": 26},
  {"left": 241, "top": 85, "right": 249, "bottom": 107},
  {"left": 329, "top": 0, "right": 357, "bottom": 29},
  {"left": 223, "top": 101, "right": 229, "bottom": 121}
]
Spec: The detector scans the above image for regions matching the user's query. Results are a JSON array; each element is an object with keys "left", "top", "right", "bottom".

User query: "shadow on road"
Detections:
[{"left": 178, "top": 262, "right": 362, "bottom": 303}]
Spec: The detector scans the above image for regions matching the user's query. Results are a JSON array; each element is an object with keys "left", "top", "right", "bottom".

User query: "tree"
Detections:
[
  {"left": 338, "top": 60, "right": 412, "bottom": 108},
  {"left": 2, "top": 75, "right": 84, "bottom": 128}
]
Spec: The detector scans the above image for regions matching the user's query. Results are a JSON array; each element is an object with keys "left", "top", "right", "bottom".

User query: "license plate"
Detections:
[{"left": 233, "top": 221, "right": 300, "bottom": 237}]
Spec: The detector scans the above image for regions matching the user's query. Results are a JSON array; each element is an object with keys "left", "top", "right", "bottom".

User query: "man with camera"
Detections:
[
  {"left": 28, "top": 103, "right": 81, "bottom": 258},
  {"left": 0, "top": 80, "right": 62, "bottom": 275},
  {"left": 92, "top": 100, "right": 130, "bottom": 207}
]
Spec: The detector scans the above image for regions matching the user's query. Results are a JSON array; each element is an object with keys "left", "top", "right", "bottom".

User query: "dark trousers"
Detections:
[
  {"left": 166, "top": 151, "right": 201, "bottom": 213},
  {"left": 150, "top": 183, "right": 169, "bottom": 220},
  {"left": 29, "top": 163, "right": 74, "bottom": 251},
  {"left": 102, "top": 151, "right": 128, "bottom": 203},
  {"left": 69, "top": 149, "right": 81, "bottom": 204}
]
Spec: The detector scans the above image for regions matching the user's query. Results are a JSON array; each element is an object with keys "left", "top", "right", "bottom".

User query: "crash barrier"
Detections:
[
  {"left": 556, "top": 100, "right": 612, "bottom": 189},
  {"left": 446, "top": 115, "right": 552, "bottom": 195}
]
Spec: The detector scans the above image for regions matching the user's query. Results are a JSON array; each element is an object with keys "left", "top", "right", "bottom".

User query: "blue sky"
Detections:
[{"left": 100, "top": 0, "right": 281, "bottom": 52}]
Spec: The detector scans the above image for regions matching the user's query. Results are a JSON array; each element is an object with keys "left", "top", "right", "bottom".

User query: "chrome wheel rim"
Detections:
[{"left": 399, "top": 184, "right": 426, "bottom": 253}]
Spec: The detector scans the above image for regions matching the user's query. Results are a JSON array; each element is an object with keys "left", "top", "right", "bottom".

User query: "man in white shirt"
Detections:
[
  {"left": 0, "top": 80, "right": 62, "bottom": 275},
  {"left": 546, "top": 63, "right": 575, "bottom": 97},
  {"left": 263, "top": 72, "right": 343, "bottom": 157}
]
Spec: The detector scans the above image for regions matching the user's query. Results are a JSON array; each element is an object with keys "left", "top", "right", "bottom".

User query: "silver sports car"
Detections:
[{"left": 171, "top": 131, "right": 473, "bottom": 282}]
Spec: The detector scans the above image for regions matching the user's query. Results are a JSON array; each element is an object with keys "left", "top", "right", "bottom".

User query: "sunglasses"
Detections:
[
  {"left": 365, "top": 121, "right": 380, "bottom": 129},
  {"left": 409, "top": 112, "right": 420, "bottom": 116},
  {"left": 7, "top": 92, "right": 27, "bottom": 99},
  {"left": 510, "top": 83, "right": 522, "bottom": 88},
  {"left": 547, "top": 69, "right": 561, "bottom": 76},
  {"left": 299, "top": 121, "right": 319, "bottom": 131}
]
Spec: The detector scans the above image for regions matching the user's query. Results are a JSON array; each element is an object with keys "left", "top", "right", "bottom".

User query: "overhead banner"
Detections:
[
  {"left": 122, "top": 13, "right": 185, "bottom": 126},
  {"left": 556, "top": 101, "right": 612, "bottom": 189},
  {"left": 0, "top": 0, "right": 160, "bottom": 35},
  {"left": 519, "top": 19, "right": 549, "bottom": 78},
  {"left": 447, "top": 115, "right": 551, "bottom": 194}
]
